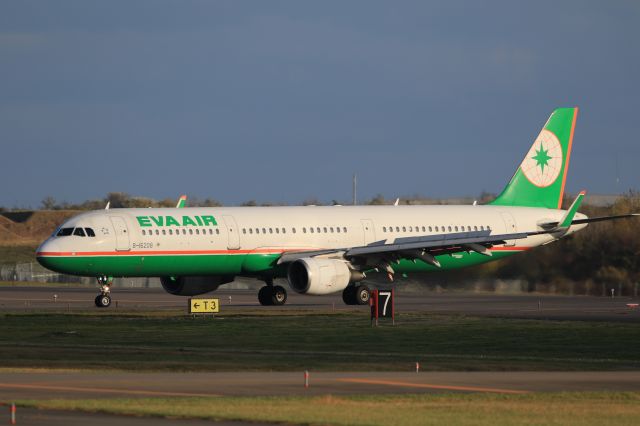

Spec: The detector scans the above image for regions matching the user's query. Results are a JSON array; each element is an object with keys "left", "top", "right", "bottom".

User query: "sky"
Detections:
[{"left": 1, "top": 0, "right": 639, "bottom": 208}]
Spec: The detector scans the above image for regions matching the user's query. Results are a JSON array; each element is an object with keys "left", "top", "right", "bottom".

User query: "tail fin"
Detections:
[{"left": 490, "top": 107, "right": 578, "bottom": 209}]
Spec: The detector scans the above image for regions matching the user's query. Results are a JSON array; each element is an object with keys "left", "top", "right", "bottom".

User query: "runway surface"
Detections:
[
  {"left": 1, "top": 285, "right": 639, "bottom": 322},
  {"left": 2, "top": 286, "right": 639, "bottom": 424},
  {"left": 2, "top": 370, "right": 640, "bottom": 400}
]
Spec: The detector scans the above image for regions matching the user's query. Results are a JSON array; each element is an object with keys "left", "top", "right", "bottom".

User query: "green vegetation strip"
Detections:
[
  {"left": 18, "top": 393, "right": 640, "bottom": 426},
  {"left": 1, "top": 311, "right": 639, "bottom": 371}
]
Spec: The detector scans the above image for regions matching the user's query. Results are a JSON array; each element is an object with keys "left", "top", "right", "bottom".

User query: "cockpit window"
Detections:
[
  {"left": 56, "top": 228, "right": 74, "bottom": 237},
  {"left": 73, "top": 227, "right": 86, "bottom": 237},
  {"left": 85, "top": 228, "right": 95, "bottom": 237}
]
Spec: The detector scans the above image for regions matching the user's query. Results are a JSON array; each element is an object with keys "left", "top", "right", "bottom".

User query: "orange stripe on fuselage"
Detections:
[
  {"left": 36, "top": 248, "right": 312, "bottom": 257},
  {"left": 36, "top": 246, "right": 531, "bottom": 258}
]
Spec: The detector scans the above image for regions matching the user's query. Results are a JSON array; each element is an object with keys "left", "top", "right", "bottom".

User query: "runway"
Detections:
[
  {"left": 1, "top": 286, "right": 639, "bottom": 424},
  {"left": 2, "top": 370, "right": 639, "bottom": 401},
  {"left": 1, "top": 285, "right": 639, "bottom": 322}
]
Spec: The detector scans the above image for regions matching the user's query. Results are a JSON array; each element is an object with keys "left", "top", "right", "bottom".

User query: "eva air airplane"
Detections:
[{"left": 36, "top": 108, "right": 635, "bottom": 307}]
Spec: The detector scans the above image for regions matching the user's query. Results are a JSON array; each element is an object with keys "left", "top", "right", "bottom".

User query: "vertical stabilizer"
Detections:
[{"left": 490, "top": 107, "right": 578, "bottom": 209}]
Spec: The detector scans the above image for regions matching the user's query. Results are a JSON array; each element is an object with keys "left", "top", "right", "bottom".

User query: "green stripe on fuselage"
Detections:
[{"left": 36, "top": 251, "right": 519, "bottom": 278}]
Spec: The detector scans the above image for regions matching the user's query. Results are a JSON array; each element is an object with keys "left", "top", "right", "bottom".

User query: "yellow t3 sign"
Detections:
[{"left": 189, "top": 298, "right": 219, "bottom": 313}]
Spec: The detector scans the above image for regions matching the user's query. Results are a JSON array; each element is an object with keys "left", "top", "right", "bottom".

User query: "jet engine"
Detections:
[
  {"left": 160, "top": 275, "right": 234, "bottom": 296},
  {"left": 287, "top": 258, "right": 363, "bottom": 295}
]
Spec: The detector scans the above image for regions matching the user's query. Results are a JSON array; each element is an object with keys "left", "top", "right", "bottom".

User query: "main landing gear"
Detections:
[
  {"left": 258, "top": 278, "right": 287, "bottom": 306},
  {"left": 342, "top": 284, "right": 371, "bottom": 305},
  {"left": 95, "top": 276, "right": 113, "bottom": 308}
]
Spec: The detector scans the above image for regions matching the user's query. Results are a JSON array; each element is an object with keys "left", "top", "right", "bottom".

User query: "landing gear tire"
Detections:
[
  {"left": 271, "top": 285, "right": 287, "bottom": 306},
  {"left": 258, "top": 286, "right": 273, "bottom": 306},
  {"left": 354, "top": 285, "right": 371, "bottom": 305},
  {"left": 343, "top": 285, "right": 370, "bottom": 305},
  {"left": 342, "top": 286, "right": 357, "bottom": 305},
  {"left": 95, "top": 294, "right": 111, "bottom": 308}
]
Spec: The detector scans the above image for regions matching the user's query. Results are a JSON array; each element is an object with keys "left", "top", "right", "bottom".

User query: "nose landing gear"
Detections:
[{"left": 95, "top": 276, "right": 113, "bottom": 308}]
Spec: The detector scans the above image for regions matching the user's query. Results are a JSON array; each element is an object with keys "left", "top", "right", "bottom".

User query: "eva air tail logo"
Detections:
[{"left": 519, "top": 129, "right": 563, "bottom": 187}]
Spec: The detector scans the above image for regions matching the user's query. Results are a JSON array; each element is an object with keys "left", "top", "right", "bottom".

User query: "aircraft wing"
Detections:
[{"left": 277, "top": 229, "right": 530, "bottom": 270}]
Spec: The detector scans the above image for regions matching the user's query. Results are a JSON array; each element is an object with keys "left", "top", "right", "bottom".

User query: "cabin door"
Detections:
[
  {"left": 361, "top": 219, "right": 376, "bottom": 245},
  {"left": 500, "top": 212, "right": 518, "bottom": 247},
  {"left": 110, "top": 216, "right": 130, "bottom": 251},
  {"left": 223, "top": 215, "right": 241, "bottom": 250}
]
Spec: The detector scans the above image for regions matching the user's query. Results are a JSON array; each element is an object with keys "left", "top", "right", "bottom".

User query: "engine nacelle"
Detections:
[
  {"left": 287, "top": 258, "right": 355, "bottom": 295},
  {"left": 160, "top": 275, "right": 234, "bottom": 296}
]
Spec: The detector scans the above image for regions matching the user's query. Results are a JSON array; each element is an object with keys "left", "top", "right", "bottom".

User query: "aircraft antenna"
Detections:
[{"left": 353, "top": 174, "right": 357, "bottom": 206}]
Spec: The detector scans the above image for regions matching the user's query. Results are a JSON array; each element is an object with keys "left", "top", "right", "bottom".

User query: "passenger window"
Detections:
[
  {"left": 480, "top": 226, "right": 484, "bottom": 231},
  {"left": 169, "top": 229, "right": 173, "bottom": 235},
  {"left": 216, "top": 229, "right": 220, "bottom": 235},
  {"left": 303, "top": 227, "right": 307, "bottom": 233},
  {"left": 189, "top": 229, "right": 193, "bottom": 235},
  {"left": 269, "top": 228, "right": 273, "bottom": 234},
  {"left": 242, "top": 228, "right": 246, "bottom": 234},
  {"left": 262, "top": 228, "right": 266, "bottom": 234},
  {"left": 282, "top": 228, "right": 286, "bottom": 234},
  {"left": 73, "top": 228, "right": 86, "bottom": 237},
  {"left": 209, "top": 229, "right": 213, "bottom": 235},
  {"left": 454, "top": 226, "right": 458, "bottom": 232},
  {"left": 155, "top": 230, "right": 160, "bottom": 235},
  {"left": 409, "top": 226, "right": 413, "bottom": 232},
  {"left": 330, "top": 227, "right": 334, "bottom": 233},
  {"left": 402, "top": 226, "right": 406, "bottom": 232},
  {"left": 255, "top": 228, "right": 259, "bottom": 234},
  {"left": 448, "top": 226, "right": 452, "bottom": 232},
  {"left": 85, "top": 228, "right": 96, "bottom": 237},
  {"left": 317, "top": 227, "right": 321, "bottom": 233},
  {"left": 467, "top": 226, "right": 471, "bottom": 231},
  {"left": 292, "top": 228, "right": 296, "bottom": 234},
  {"left": 422, "top": 226, "right": 426, "bottom": 232},
  {"left": 142, "top": 230, "right": 146, "bottom": 236},
  {"left": 57, "top": 227, "right": 74, "bottom": 237},
  {"left": 310, "top": 227, "right": 314, "bottom": 233},
  {"left": 249, "top": 228, "right": 253, "bottom": 234},
  {"left": 275, "top": 228, "right": 279, "bottom": 234},
  {"left": 383, "top": 226, "right": 387, "bottom": 232},
  {"left": 323, "top": 227, "right": 327, "bottom": 233},
  {"left": 336, "top": 227, "right": 340, "bottom": 233},
  {"left": 395, "top": 226, "right": 400, "bottom": 232},
  {"left": 343, "top": 227, "right": 347, "bottom": 233},
  {"left": 162, "top": 229, "right": 167, "bottom": 235},
  {"left": 474, "top": 226, "right": 478, "bottom": 231}
]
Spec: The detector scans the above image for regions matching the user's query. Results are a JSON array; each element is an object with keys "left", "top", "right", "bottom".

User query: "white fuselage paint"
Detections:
[{"left": 37, "top": 205, "right": 587, "bottom": 271}]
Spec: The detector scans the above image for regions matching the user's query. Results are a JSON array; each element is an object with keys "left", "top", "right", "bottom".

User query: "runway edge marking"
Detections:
[
  {"left": 0, "top": 383, "right": 221, "bottom": 398},
  {"left": 336, "top": 378, "right": 529, "bottom": 394}
]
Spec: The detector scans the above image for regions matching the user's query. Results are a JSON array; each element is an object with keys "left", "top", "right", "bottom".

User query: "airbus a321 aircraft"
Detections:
[{"left": 36, "top": 108, "right": 636, "bottom": 307}]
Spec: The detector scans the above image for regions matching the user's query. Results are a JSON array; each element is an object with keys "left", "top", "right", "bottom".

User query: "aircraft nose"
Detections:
[{"left": 36, "top": 239, "right": 66, "bottom": 273}]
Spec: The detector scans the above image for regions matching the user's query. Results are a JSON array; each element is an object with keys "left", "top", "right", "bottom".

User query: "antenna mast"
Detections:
[{"left": 352, "top": 174, "right": 357, "bottom": 205}]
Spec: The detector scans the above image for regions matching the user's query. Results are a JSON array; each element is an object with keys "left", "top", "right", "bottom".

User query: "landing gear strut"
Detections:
[
  {"left": 342, "top": 284, "right": 371, "bottom": 305},
  {"left": 258, "top": 278, "right": 287, "bottom": 306},
  {"left": 95, "top": 276, "right": 113, "bottom": 308}
]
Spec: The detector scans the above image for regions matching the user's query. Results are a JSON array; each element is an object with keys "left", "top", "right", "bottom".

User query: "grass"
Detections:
[
  {"left": 18, "top": 392, "right": 640, "bottom": 426},
  {"left": 0, "top": 244, "right": 38, "bottom": 264},
  {"left": 1, "top": 311, "right": 639, "bottom": 371}
]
